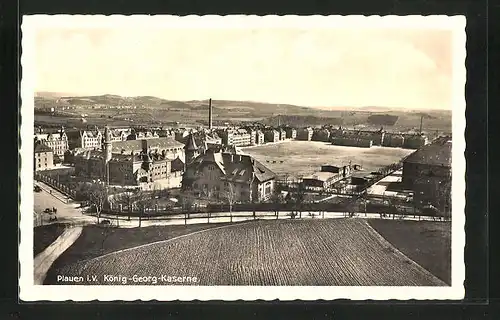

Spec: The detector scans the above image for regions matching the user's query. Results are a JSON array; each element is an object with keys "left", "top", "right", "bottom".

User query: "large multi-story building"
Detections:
[
  {"left": 312, "top": 128, "right": 331, "bottom": 142},
  {"left": 402, "top": 139, "right": 452, "bottom": 187},
  {"left": 66, "top": 128, "right": 102, "bottom": 150},
  {"left": 263, "top": 128, "right": 280, "bottom": 143},
  {"left": 127, "top": 130, "right": 159, "bottom": 140},
  {"left": 182, "top": 149, "right": 276, "bottom": 203},
  {"left": 216, "top": 128, "right": 252, "bottom": 147},
  {"left": 111, "top": 137, "right": 185, "bottom": 163},
  {"left": 402, "top": 139, "right": 452, "bottom": 210},
  {"left": 73, "top": 127, "right": 185, "bottom": 188},
  {"left": 34, "top": 143, "right": 54, "bottom": 171},
  {"left": 278, "top": 128, "right": 287, "bottom": 141},
  {"left": 34, "top": 127, "right": 69, "bottom": 156},
  {"left": 381, "top": 133, "right": 405, "bottom": 148},
  {"left": 296, "top": 127, "right": 313, "bottom": 141},
  {"left": 284, "top": 127, "right": 297, "bottom": 139},
  {"left": 255, "top": 130, "right": 265, "bottom": 145},
  {"left": 243, "top": 127, "right": 257, "bottom": 145},
  {"left": 403, "top": 134, "right": 429, "bottom": 149},
  {"left": 330, "top": 128, "right": 385, "bottom": 146}
]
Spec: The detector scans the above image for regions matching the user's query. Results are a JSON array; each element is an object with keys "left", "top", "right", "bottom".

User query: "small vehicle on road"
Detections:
[
  {"left": 422, "top": 204, "right": 440, "bottom": 216},
  {"left": 99, "top": 219, "right": 111, "bottom": 225},
  {"left": 34, "top": 185, "right": 42, "bottom": 192}
]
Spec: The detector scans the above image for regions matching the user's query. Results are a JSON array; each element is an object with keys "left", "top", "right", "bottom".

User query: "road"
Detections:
[
  {"left": 34, "top": 226, "right": 83, "bottom": 285},
  {"left": 33, "top": 181, "right": 93, "bottom": 226}
]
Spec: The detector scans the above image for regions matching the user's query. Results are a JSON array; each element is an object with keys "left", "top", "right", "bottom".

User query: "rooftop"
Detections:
[
  {"left": 302, "top": 172, "right": 337, "bottom": 182},
  {"left": 403, "top": 141, "right": 452, "bottom": 167},
  {"left": 34, "top": 143, "right": 52, "bottom": 153},
  {"left": 188, "top": 150, "right": 276, "bottom": 183},
  {"left": 112, "top": 137, "right": 184, "bottom": 154}
]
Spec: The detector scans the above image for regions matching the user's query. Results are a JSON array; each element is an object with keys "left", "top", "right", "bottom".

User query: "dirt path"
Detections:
[{"left": 34, "top": 226, "right": 83, "bottom": 285}]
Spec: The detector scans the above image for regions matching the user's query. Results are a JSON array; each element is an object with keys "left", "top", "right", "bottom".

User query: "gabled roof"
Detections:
[
  {"left": 34, "top": 143, "right": 52, "bottom": 153},
  {"left": 187, "top": 150, "right": 276, "bottom": 184},
  {"left": 251, "top": 159, "right": 276, "bottom": 182},
  {"left": 112, "top": 137, "right": 184, "bottom": 153}
]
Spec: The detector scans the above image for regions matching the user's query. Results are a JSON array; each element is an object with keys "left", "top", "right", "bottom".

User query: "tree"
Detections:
[
  {"left": 85, "top": 183, "right": 108, "bottom": 224},
  {"left": 224, "top": 183, "right": 236, "bottom": 223},
  {"left": 270, "top": 184, "right": 283, "bottom": 218},
  {"left": 113, "top": 190, "right": 136, "bottom": 221},
  {"left": 134, "top": 190, "right": 152, "bottom": 227},
  {"left": 433, "top": 176, "right": 452, "bottom": 220},
  {"left": 294, "top": 182, "right": 306, "bottom": 219},
  {"left": 345, "top": 199, "right": 358, "bottom": 218}
]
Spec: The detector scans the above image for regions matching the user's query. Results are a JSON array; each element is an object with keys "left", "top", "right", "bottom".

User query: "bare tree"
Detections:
[
  {"left": 224, "top": 183, "right": 236, "bottom": 222},
  {"left": 294, "top": 182, "right": 306, "bottom": 219},
  {"left": 270, "top": 184, "right": 283, "bottom": 218},
  {"left": 114, "top": 191, "right": 135, "bottom": 221},
  {"left": 133, "top": 190, "right": 152, "bottom": 227},
  {"left": 86, "top": 183, "right": 108, "bottom": 224}
]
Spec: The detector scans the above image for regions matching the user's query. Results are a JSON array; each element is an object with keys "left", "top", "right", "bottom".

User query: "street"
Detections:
[{"left": 33, "top": 181, "right": 93, "bottom": 225}]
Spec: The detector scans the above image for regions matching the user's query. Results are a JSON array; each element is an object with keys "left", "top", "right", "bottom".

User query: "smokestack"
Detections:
[
  {"left": 419, "top": 115, "right": 423, "bottom": 134},
  {"left": 208, "top": 98, "right": 213, "bottom": 130}
]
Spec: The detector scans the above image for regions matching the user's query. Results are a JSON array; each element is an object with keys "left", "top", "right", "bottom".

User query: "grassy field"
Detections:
[
  {"left": 34, "top": 223, "right": 68, "bottom": 256},
  {"left": 52, "top": 219, "right": 446, "bottom": 286},
  {"left": 368, "top": 219, "right": 451, "bottom": 285},
  {"left": 45, "top": 222, "right": 233, "bottom": 284},
  {"left": 242, "top": 141, "right": 414, "bottom": 179}
]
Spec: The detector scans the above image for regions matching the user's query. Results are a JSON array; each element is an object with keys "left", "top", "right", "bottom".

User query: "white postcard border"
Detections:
[{"left": 19, "top": 14, "right": 467, "bottom": 301}]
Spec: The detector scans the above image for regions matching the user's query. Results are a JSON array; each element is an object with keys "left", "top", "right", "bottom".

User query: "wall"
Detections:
[
  {"left": 108, "top": 161, "right": 136, "bottom": 185},
  {"left": 332, "top": 137, "right": 372, "bottom": 148},
  {"left": 402, "top": 162, "right": 452, "bottom": 187},
  {"left": 34, "top": 151, "right": 54, "bottom": 171}
]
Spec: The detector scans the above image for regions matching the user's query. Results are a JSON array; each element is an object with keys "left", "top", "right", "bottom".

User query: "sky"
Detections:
[{"left": 35, "top": 27, "right": 454, "bottom": 109}]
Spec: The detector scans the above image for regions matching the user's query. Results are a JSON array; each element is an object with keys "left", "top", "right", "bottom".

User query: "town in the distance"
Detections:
[{"left": 32, "top": 94, "right": 452, "bottom": 286}]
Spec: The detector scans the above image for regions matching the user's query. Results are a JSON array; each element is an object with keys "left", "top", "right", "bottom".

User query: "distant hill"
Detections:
[
  {"left": 367, "top": 114, "right": 399, "bottom": 126},
  {"left": 33, "top": 93, "right": 452, "bottom": 132},
  {"left": 35, "top": 94, "right": 315, "bottom": 116},
  {"left": 262, "top": 115, "right": 343, "bottom": 127}
]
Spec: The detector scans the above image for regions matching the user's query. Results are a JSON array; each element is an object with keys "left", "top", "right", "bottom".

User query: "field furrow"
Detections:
[{"left": 62, "top": 219, "right": 446, "bottom": 286}]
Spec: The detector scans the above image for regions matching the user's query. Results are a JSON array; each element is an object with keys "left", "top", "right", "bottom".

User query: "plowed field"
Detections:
[{"left": 58, "top": 219, "right": 446, "bottom": 286}]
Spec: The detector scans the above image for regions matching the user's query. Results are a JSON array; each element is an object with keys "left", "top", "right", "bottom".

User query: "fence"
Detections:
[
  {"left": 34, "top": 171, "right": 77, "bottom": 199},
  {"left": 100, "top": 199, "right": 448, "bottom": 219}
]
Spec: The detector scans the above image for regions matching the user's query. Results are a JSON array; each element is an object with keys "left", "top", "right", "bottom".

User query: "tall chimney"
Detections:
[
  {"left": 419, "top": 115, "right": 423, "bottom": 134},
  {"left": 208, "top": 98, "right": 213, "bottom": 130}
]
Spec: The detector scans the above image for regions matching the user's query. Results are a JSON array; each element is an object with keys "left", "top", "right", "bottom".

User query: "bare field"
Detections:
[
  {"left": 54, "top": 219, "right": 445, "bottom": 286},
  {"left": 368, "top": 220, "right": 451, "bottom": 285},
  {"left": 44, "top": 223, "right": 231, "bottom": 284},
  {"left": 242, "top": 141, "right": 414, "bottom": 178}
]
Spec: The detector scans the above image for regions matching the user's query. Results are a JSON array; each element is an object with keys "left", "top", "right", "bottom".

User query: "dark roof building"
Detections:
[
  {"left": 183, "top": 149, "right": 276, "bottom": 202},
  {"left": 111, "top": 137, "right": 184, "bottom": 154},
  {"left": 34, "top": 143, "right": 53, "bottom": 153},
  {"left": 403, "top": 140, "right": 452, "bottom": 167},
  {"left": 402, "top": 140, "right": 452, "bottom": 187}
]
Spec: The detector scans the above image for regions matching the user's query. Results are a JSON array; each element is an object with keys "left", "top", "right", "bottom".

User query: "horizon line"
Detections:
[{"left": 34, "top": 91, "right": 452, "bottom": 112}]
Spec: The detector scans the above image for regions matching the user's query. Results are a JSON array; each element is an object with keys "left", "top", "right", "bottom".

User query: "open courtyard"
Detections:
[{"left": 241, "top": 141, "right": 415, "bottom": 179}]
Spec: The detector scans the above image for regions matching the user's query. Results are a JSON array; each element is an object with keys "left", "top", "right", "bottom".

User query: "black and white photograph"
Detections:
[{"left": 19, "top": 15, "right": 466, "bottom": 301}]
